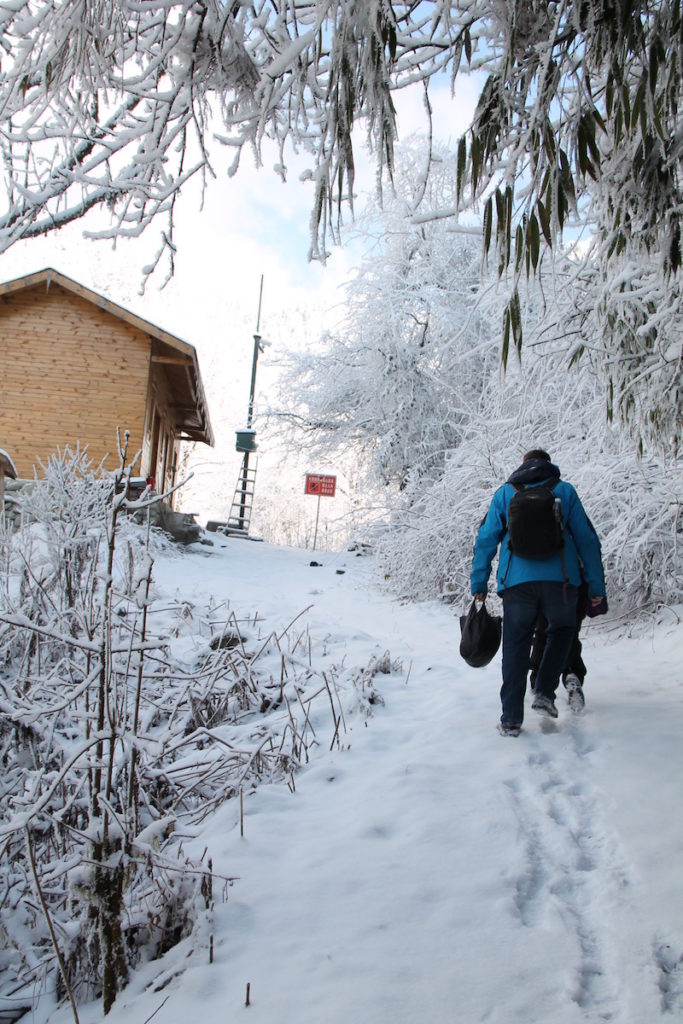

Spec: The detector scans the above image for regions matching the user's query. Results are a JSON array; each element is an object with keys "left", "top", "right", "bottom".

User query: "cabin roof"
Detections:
[{"left": 0, "top": 267, "right": 214, "bottom": 446}]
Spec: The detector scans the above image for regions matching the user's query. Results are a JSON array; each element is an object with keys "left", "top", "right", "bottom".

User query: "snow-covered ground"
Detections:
[{"left": 39, "top": 535, "right": 683, "bottom": 1024}]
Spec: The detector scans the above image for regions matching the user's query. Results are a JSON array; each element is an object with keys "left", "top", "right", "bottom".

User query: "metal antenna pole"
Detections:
[
  {"left": 237, "top": 276, "right": 264, "bottom": 532},
  {"left": 246, "top": 274, "right": 264, "bottom": 430},
  {"left": 255, "top": 273, "right": 264, "bottom": 334}
]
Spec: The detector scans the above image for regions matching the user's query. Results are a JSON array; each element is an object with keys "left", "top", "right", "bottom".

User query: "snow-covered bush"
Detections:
[
  {"left": 375, "top": 351, "right": 683, "bottom": 611},
  {"left": 0, "top": 444, "right": 208, "bottom": 1016},
  {"left": 0, "top": 445, "right": 387, "bottom": 1018}
]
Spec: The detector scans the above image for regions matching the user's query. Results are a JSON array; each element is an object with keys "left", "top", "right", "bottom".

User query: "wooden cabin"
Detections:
[{"left": 0, "top": 268, "right": 214, "bottom": 503}]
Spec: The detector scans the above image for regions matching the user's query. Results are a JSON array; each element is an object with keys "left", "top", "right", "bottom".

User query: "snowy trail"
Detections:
[
  {"left": 65, "top": 539, "right": 683, "bottom": 1024},
  {"left": 503, "top": 727, "right": 630, "bottom": 1018}
]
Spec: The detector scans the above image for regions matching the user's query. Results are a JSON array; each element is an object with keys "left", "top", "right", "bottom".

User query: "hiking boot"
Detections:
[
  {"left": 497, "top": 722, "right": 521, "bottom": 737},
  {"left": 565, "top": 673, "right": 585, "bottom": 713},
  {"left": 531, "top": 693, "right": 558, "bottom": 719}
]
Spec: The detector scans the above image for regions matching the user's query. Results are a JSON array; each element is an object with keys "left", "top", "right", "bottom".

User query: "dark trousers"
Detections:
[
  {"left": 530, "top": 581, "right": 588, "bottom": 687},
  {"left": 501, "top": 582, "right": 577, "bottom": 726}
]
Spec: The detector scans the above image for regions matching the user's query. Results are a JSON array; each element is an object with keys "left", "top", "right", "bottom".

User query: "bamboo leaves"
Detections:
[
  {"left": 0, "top": 0, "right": 681, "bottom": 447},
  {"left": 446, "top": 0, "right": 683, "bottom": 399},
  {"left": 457, "top": 135, "right": 467, "bottom": 205},
  {"left": 502, "top": 288, "right": 522, "bottom": 369}
]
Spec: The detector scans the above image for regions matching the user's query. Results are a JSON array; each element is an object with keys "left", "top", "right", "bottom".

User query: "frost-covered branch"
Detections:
[{"left": 1, "top": 2, "right": 681, "bottom": 445}]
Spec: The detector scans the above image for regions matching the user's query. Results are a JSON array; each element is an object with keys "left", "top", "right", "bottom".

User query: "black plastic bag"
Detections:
[{"left": 459, "top": 600, "right": 502, "bottom": 668}]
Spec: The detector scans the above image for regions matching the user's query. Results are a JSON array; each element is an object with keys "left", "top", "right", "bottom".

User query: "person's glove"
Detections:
[{"left": 586, "top": 596, "right": 608, "bottom": 617}]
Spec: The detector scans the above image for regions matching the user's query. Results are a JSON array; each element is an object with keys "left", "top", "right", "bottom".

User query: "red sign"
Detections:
[{"left": 305, "top": 473, "right": 337, "bottom": 498}]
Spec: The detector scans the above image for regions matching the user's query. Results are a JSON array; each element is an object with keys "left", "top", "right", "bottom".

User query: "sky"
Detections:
[
  {"left": 0, "top": 75, "right": 482, "bottom": 538},
  {"left": 14, "top": 532, "right": 683, "bottom": 1024}
]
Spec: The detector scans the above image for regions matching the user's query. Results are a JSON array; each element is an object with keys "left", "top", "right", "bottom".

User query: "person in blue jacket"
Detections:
[{"left": 470, "top": 449, "right": 606, "bottom": 736}]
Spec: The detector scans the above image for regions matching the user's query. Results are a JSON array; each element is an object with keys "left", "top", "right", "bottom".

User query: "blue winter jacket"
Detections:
[{"left": 470, "top": 460, "right": 606, "bottom": 598}]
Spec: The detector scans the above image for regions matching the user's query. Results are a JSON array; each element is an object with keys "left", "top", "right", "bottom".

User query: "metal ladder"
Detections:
[{"left": 224, "top": 458, "right": 258, "bottom": 537}]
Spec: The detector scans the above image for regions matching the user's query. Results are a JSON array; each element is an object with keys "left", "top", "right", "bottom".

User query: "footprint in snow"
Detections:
[
  {"left": 504, "top": 742, "right": 632, "bottom": 1019},
  {"left": 654, "top": 941, "right": 683, "bottom": 1013}
]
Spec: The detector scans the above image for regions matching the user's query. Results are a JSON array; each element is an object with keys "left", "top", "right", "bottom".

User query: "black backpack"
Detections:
[{"left": 506, "top": 482, "right": 564, "bottom": 560}]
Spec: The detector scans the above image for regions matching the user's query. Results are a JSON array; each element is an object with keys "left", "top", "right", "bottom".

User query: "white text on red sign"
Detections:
[{"left": 304, "top": 474, "right": 337, "bottom": 498}]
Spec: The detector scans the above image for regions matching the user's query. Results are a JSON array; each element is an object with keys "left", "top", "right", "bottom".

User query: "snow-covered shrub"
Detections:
[
  {"left": 0, "top": 445, "right": 390, "bottom": 1018},
  {"left": 0, "top": 444, "right": 203, "bottom": 1015},
  {"left": 375, "top": 350, "right": 683, "bottom": 611}
]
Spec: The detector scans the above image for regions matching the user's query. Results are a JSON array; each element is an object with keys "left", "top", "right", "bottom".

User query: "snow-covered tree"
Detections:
[
  {"left": 0, "top": 1, "right": 680, "bottom": 446},
  {"left": 1, "top": 0, "right": 680, "bottom": 267},
  {"left": 272, "top": 141, "right": 504, "bottom": 491},
  {"left": 533, "top": 250, "right": 683, "bottom": 455},
  {"left": 273, "top": 139, "right": 682, "bottom": 610}
]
